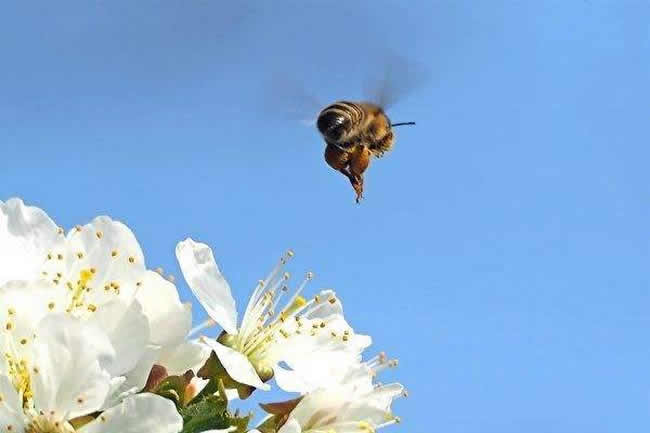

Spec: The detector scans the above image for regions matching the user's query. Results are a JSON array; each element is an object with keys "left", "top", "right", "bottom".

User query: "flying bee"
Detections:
[
  {"left": 316, "top": 101, "right": 415, "bottom": 203},
  {"left": 262, "top": 54, "right": 426, "bottom": 203}
]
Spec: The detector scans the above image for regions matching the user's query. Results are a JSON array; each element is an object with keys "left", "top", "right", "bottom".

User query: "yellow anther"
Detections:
[
  {"left": 80, "top": 269, "right": 94, "bottom": 287},
  {"left": 358, "top": 421, "right": 374, "bottom": 432}
]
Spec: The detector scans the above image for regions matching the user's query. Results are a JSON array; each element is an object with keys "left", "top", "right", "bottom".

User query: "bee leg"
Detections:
[
  {"left": 349, "top": 146, "right": 371, "bottom": 204},
  {"left": 351, "top": 175, "right": 364, "bottom": 203}
]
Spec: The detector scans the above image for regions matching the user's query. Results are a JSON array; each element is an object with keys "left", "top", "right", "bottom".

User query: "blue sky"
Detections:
[{"left": 1, "top": 1, "right": 649, "bottom": 432}]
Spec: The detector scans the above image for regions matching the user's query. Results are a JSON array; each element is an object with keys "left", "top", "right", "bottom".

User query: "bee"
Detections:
[
  {"left": 316, "top": 101, "right": 415, "bottom": 203},
  {"left": 262, "top": 54, "right": 425, "bottom": 203}
]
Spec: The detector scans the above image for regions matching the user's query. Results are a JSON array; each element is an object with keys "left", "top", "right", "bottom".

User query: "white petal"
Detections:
[
  {"left": 0, "top": 198, "right": 62, "bottom": 285},
  {"left": 91, "top": 298, "right": 150, "bottom": 377},
  {"left": 103, "top": 346, "right": 160, "bottom": 408},
  {"left": 359, "top": 383, "right": 405, "bottom": 413},
  {"left": 157, "top": 339, "right": 211, "bottom": 376},
  {"left": 272, "top": 364, "right": 310, "bottom": 393},
  {"left": 277, "top": 418, "right": 302, "bottom": 433},
  {"left": 203, "top": 428, "right": 236, "bottom": 433},
  {"left": 303, "top": 290, "right": 344, "bottom": 318},
  {"left": 0, "top": 281, "right": 67, "bottom": 363},
  {"left": 135, "top": 271, "right": 191, "bottom": 347},
  {"left": 202, "top": 338, "right": 269, "bottom": 390},
  {"left": 176, "top": 239, "right": 237, "bottom": 334},
  {"left": 79, "top": 394, "right": 182, "bottom": 433},
  {"left": 31, "top": 314, "right": 115, "bottom": 418},
  {"left": 0, "top": 375, "right": 24, "bottom": 431},
  {"left": 63, "top": 216, "right": 146, "bottom": 307},
  {"left": 289, "top": 388, "right": 343, "bottom": 427}
]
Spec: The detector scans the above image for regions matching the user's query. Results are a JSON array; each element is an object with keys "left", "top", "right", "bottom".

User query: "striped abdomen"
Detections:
[{"left": 316, "top": 101, "right": 394, "bottom": 156}]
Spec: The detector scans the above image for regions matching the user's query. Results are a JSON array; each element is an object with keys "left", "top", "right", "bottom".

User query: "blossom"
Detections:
[
  {"left": 175, "top": 238, "right": 371, "bottom": 394},
  {"left": 264, "top": 355, "right": 405, "bottom": 433},
  {"left": 0, "top": 311, "right": 182, "bottom": 433},
  {"left": 0, "top": 198, "right": 208, "bottom": 389}
]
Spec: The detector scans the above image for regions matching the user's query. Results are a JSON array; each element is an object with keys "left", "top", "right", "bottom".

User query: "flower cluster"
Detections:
[{"left": 0, "top": 199, "right": 406, "bottom": 433}]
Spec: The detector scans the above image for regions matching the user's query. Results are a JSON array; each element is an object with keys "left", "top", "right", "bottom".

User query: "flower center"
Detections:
[
  {"left": 26, "top": 414, "right": 75, "bottom": 433},
  {"left": 4, "top": 352, "right": 32, "bottom": 404},
  {"left": 65, "top": 269, "right": 96, "bottom": 313}
]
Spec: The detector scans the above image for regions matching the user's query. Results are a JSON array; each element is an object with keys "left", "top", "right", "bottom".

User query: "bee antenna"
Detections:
[{"left": 391, "top": 122, "right": 416, "bottom": 127}]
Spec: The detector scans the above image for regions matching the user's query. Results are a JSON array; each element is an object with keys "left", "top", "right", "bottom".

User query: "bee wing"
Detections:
[
  {"left": 261, "top": 72, "right": 323, "bottom": 127},
  {"left": 363, "top": 54, "right": 430, "bottom": 110}
]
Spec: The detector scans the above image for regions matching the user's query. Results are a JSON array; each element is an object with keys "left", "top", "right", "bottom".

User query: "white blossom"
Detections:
[
  {"left": 274, "top": 356, "right": 405, "bottom": 433},
  {"left": 0, "top": 198, "right": 208, "bottom": 388},
  {"left": 0, "top": 311, "right": 182, "bottom": 433},
  {"left": 175, "top": 238, "right": 371, "bottom": 393}
]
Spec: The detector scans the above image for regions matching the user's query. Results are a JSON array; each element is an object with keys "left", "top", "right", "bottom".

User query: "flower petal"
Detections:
[
  {"left": 176, "top": 239, "right": 238, "bottom": 334},
  {"left": 0, "top": 375, "right": 25, "bottom": 431},
  {"left": 31, "top": 314, "right": 115, "bottom": 418},
  {"left": 272, "top": 364, "right": 310, "bottom": 394},
  {"left": 202, "top": 338, "right": 269, "bottom": 390},
  {"left": 157, "top": 339, "right": 212, "bottom": 376},
  {"left": 90, "top": 298, "right": 150, "bottom": 377},
  {"left": 277, "top": 418, "right": 302, "bottom": 433},
  {"left": 103, "top": 346, "right": 160, "bottom": 408},
  {"left": 135, "top": 271, "right": 191, "bottom": 347},
  {"left": 0, "top": 280, "right": 67, "bottom": 364},
  {"left": 0, "top": 198, "right": 63, "bottom": 286},
  {"left": 79, "top": 394, "right": 182, "bottom": 433},
  {"left": 62, "top": 216, "right": 146, "bottom": 307}
]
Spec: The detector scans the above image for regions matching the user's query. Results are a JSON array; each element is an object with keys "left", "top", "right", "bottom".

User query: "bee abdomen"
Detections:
[{"left": 317, "top": 101, "right": 365, "bottom": 145}]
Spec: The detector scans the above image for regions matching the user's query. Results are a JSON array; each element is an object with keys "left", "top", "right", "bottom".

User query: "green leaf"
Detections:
[
  {"left": 179, "top": 394, "right": 231, "bottom": 433},
  {"left": 155, "top": 370, "right": 194, "bottom": 408},
  {"left": 255, "top": 415, "right": 280, "bottom": 433},
  {"left": 225, "top": 409, "right": 253, "bottom": 433}
]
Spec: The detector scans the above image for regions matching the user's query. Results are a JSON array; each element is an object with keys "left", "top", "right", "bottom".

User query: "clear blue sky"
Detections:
[{"left": 1, "top": 1, "right": 649, "bottom": 432}]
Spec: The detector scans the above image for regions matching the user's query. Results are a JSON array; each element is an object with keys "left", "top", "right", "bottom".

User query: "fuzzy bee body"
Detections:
[{"left": 316, "top": 101, "right": 396, "bottom": 203}]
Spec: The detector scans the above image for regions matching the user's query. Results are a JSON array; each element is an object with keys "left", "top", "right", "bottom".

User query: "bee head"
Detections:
[{"left": 317, "top": 110, "right": 348, "bottom": 143}]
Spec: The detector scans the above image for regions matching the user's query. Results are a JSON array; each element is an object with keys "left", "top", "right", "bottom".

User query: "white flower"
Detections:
[
  {"left": 272, "top": 355, "right": 406, "bottom": 433},
  {"left": 0, "top": 198, "right": 207, "bottom": 386},
  {"left": 175, "top": 238, "right": 371, "bottom": 393},
  {"left": 0, "top": 312, "right": 182, "bottom": 433}
]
